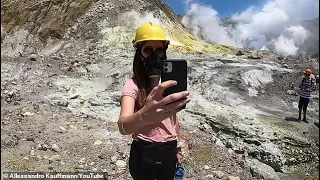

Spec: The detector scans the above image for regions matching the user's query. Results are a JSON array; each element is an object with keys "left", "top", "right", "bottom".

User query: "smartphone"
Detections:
[{"left": 161, "top": 59, "right": 188, "bottom": 109}]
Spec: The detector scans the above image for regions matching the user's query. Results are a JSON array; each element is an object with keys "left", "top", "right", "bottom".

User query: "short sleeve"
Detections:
[{"left": 121, "top": 79, "right": 139, "bottom": 100}]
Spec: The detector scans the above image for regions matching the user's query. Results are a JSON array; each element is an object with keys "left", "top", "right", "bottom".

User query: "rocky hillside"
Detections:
[
  {"left": 1, "top": 0, "right": 319, "bottom": 180},
  {"left": 1, "top": 0, "right": 235, "bottom": 56}
]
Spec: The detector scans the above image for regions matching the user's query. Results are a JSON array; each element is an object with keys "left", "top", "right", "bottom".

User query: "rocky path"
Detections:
[{"left": 1, "top": 49, "right": 319, "bottom": 180}]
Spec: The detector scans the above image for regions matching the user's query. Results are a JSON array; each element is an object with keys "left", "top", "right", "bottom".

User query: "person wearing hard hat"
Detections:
[
  {"left": 298, "top": 68, "right": 316, "bottom": 122},
  {"left": 117, "top": 22, "right": 189, "bottom": 179}
]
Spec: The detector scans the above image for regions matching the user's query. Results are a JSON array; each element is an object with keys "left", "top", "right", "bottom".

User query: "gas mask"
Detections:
[{"left": 143, "top": 50, "right": 165, "bottom": 78}]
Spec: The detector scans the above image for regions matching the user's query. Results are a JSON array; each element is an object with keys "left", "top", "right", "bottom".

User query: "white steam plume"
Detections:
[
  {"left": 272, "top": 26, "right": 309, "bottom": 55},
  {"left": 182, "top": 0, "right": 319, "bottom": 56},
  {"left": 119, "top": 9, "right": 162, "bottom": 28},
  {"left": 182, "top": 4, "right": 234, "bottom": 46}
]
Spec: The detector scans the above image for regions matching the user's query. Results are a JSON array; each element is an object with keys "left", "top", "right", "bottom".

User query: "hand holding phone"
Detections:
[
  {"left": 138, "top": 80, "right": 190, "bottom": 126},
  {"left": 161, "top": 59, "right": 188, "bottom": 109}
]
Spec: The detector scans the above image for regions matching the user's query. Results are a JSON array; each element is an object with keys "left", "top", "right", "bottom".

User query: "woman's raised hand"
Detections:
[{"left": 138, "top": 80, "right": 190, "bottom": 126}]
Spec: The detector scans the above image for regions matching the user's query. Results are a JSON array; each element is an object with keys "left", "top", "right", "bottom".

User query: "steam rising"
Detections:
[
  {"left": 181, "top": 0, "right": 319, "bottom": 55},
  {"left": 119, "top": 10, "right": 162, "bottom": 28}
]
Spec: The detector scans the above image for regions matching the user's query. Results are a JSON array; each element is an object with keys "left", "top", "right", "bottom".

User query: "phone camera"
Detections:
[
  {"left": 164, "top": 68, "right": 168, "bottom": 72},
  {"left": 164, "top": 63, "right": 168, "bottom": 67}
]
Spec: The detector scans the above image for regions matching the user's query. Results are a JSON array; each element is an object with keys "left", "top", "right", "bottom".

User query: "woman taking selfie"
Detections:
[{"left": 117, "top": 22, "right": 190, "bottom": 179}]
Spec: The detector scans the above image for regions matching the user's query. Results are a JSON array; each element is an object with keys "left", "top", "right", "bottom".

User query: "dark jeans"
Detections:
[
  {"left": 298, "top": 97, "right": 310, "bottom": 112},
  {"left": 129, "top": 139, "right": 178, "bottom": 180}
]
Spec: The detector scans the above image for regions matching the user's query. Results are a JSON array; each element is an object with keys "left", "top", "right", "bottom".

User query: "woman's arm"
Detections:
[
  {"left": 118, "top": 80, "right": 190, "bottom": 135},
  {"left": 299, "top": 79, "right": 304, "bottom": 90},
  {"left": 117, "top": 96, "right": 144, "bottom": 135}
]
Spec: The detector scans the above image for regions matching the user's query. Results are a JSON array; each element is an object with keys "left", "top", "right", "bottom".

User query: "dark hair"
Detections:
[{"left": 132, "top": 43, "right": 167, "bottom": 110}]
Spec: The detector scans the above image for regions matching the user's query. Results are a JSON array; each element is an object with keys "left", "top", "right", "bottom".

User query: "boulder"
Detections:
[
  {"left": 246, "top": 158, "right": 280, "bottom": 180},
  {"left": 248, "top": 51, "right": 263, "bottom": 59},
  {"left": 236, "top": 50, "right": 244, "bottom": 56}
]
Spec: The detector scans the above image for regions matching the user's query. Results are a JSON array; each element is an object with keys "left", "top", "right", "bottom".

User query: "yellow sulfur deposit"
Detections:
[{"left": 162, "top": 22, "right": 236, "bottom": 54}]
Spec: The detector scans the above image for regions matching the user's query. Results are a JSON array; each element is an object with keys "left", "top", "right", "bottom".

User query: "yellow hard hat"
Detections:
[
  {"left": 133, "top": 22, "right": 170, "bottom": 47},
  {"left": 305, "top": 69, "right": 312, "bottom": 75}
]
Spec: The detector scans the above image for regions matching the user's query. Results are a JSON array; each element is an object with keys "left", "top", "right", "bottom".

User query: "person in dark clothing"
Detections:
[{"left": 298, "top": 69, "right": 316, "bottom": 122}]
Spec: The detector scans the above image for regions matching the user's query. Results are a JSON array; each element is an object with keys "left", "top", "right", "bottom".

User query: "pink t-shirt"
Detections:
[{"left": 121, "top": 78, "right": 178, "bottom": 142}]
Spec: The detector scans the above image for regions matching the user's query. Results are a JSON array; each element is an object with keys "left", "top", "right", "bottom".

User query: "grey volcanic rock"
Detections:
[
  {"left": 246, "top": 158, "right": 280, "bottom": 180},
  {"left": 1, "top": 24, "right": 5, "bottom": 43},
  {"left": 1, "top": 0, "right": 318, "bottom": 180}
]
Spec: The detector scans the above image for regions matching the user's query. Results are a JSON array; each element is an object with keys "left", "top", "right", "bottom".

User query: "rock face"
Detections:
[
  {"left": 246, "top": 158, "right": 280, "bottom": 180},
  {"left": 1, "top": 0, "right": 319, "bottom": 180},
  {"left": 1, "top": 24, "right": 6, "bottom": 43},
  {"left": 1, "top": 0, "right": 98, "bottom": 41}
]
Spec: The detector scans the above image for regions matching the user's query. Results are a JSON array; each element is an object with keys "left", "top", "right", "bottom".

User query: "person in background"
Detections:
[
  {"left": 117, "top": 22, "right": 189, "bottom": 180},
  {"left": 298, "top": 68, "right": 316, "bottom": 122}
]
